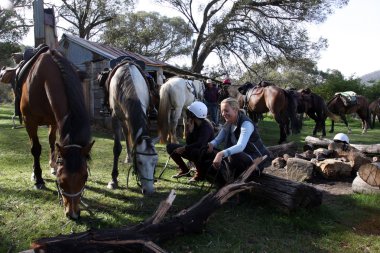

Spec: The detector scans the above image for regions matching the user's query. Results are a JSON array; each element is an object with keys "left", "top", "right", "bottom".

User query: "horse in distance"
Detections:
[
  {"left": 18, "top": 46, "right": 94, "bottom": 219},
  {"left": 240, "top": 81, "right": 300, "bottom": 143},
  {"left": 327, "top": 92, "right": 371, "bottom": 134},
  {"left": 100, "top": 60, "right": 159, "bottom": 194},
  {"left": 294, "top": 88, "right": 339, "bottom": 137},
  {"left": 369, "top": 98, "right": 380, "bottom": 128},
  {"left": 158, "top": 76, "right": 205, "bottom": 143}
]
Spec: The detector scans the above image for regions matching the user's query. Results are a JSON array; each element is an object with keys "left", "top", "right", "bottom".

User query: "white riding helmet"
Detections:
[
  {"left": 333, "top": 133, "right": 349, "bottom": 144},
  {"left": 187, "top": 101, "right": 208, "bottom": 119}
]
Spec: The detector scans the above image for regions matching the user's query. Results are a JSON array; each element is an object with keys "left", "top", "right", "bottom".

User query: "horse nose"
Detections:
[
  {"left": 65, "top": 209, "right": 80, "bottom": 220},
  {"left": 142, "top": 187, "right": 154, "bottom": 195}
]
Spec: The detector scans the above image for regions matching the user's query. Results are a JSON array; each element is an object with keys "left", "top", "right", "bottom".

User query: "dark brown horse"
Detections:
[
  {"left": 327, "top": 93, "right": 371, "bottom": 134},
  {"left": 295, "top": 88, "right": 339, "bottom": 137},
  {"left": 241, "top": 82, "right": 300, "bottom": 143},
  {"left": 19, "top": 48, "right": 94, "bottom": 219},
  {"left": 369, "top": 98, "right": 380, "bottom": 128}
]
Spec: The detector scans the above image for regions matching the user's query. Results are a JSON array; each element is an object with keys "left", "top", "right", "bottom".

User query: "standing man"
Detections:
[{"left": 204, "top": 78, "right": 219, "bottom": 126}]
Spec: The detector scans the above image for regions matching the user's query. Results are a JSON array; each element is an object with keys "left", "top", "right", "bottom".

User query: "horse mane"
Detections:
[
  {"left": 117, "top": 63, "right": 149, "bottom": 141},
  {"left": 50, "top": 50, "right": 91, "bottom": 148}
]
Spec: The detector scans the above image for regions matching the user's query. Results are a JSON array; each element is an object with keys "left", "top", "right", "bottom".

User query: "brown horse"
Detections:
[
  {"left": 241, "top": 82, "right": 300, "bottom": 143},
  {"left": 327, "top": 93, "right": 371, "bottom": 134},
  {"left": 295, "top": 88, "right": 339, "bottom": 137},
  {"left": 369, "top": 98, "right": 380, "bottom": 128},
  {"left": 18, "top": 48, "right": 94, "bottom": 219}
]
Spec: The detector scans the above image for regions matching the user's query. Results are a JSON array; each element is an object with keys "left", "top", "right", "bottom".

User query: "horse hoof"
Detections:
[
  {"left": 50, "top": 167, "right": 57, "bottom": 175},
  {"left": 34, "top": 183, "right": 46, "bottom": 190},
  {"left": 107, "top": 181, "right": 118, "bottom": 189}
]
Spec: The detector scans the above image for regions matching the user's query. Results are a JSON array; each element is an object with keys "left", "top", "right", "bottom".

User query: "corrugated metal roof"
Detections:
[{"left": 60, "top": 34, "right": 167, "bottom": 67}]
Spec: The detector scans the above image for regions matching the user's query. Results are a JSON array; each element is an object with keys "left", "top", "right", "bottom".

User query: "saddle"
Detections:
[
  {"left": 13, "top": 44, "right": 50, "bottom": 119},
  {"left": 335, "top": 91, "right": 357, "bottom": 107}
]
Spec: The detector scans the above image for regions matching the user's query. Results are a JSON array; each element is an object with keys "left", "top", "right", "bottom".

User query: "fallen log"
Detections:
[
  {"left": 358, "top": 162, "right": 380, "bottom": 187},
  {"left": 267, "top": 141, "right": 298, "bottom": 157},
  {"left": 24, "top": 156, "right": 322, "bottom": 253},
  {"left": 25, "top": 158, "right": 264, "bottom": 253},
  {"left": 251, "top": 172, "right": 322, "bottom": 213},
  {"left": 352, "top": 174, "right": 380, "bottom": 194},
  {"left": 305, "top": 136, "right": 380, "bottom": 156}
]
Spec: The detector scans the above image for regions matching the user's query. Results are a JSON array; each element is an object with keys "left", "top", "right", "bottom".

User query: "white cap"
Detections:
[
  {"left": 187, "top": 101, "right": 208, "bottom": 119},
  {"left": 206, "top": 79, "right": 212, "bottom": 84}
]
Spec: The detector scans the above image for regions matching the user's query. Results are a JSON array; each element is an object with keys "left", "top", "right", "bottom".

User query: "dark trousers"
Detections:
[
  {"left": 166, "top": 144, "right": 203, "bottom": 174},
  {"left": 198, "top": 150, "right": 257, "bottom": 187}
]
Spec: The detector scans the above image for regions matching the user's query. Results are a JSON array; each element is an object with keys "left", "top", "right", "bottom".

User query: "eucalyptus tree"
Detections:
[
  {"left": 0, "top": 0, "right": 31, "bottom": 42},
  {"left": 156, "top": 0, "right": 349, "bottom": 74},
  {"left": 56, "top": 0, "right": 135, "bottom": 40},
  {"left": 101, "top": 11, "right": 193, "bottom": 61},
  {"left": 0, "top": 0, "right": 29, "bottom": 66}
]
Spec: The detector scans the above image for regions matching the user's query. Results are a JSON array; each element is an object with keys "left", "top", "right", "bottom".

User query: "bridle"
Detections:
[
  {"left": 126, "top": 135, "right": 158, "bottom": 189},
  {"left": 55, "top": 144, "right": 88, "bottom": 207}
]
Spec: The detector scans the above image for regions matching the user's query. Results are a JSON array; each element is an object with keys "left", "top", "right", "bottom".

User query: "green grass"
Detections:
[{"left": 1, "top": 103, "right": 380, "bottom": 253}]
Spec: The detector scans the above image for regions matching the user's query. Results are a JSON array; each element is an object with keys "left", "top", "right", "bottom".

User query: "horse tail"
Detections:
[
  {"left": 325, "top": 97, "right": 341, "bottom": 121},
  {"left": 284, "top": 90, "right": 300, "bottom": 133},
  {"left": 157, "top": 82, "right": 171, "bottom": 143}
]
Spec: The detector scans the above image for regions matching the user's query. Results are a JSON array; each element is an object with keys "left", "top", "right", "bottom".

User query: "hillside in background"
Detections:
[{"left": 360, "top": 70, "right": 380, "bottom": 85}]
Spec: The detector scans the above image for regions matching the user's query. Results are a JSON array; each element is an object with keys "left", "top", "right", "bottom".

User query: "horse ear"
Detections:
[
  {"left": 81, "top": 140, "right": 95, "bottom": 156},
  {"left": 134, "top": 128, "right": 143, "bottom": 143}
]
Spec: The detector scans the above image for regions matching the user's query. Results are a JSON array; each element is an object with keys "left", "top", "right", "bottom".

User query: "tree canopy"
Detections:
[
  {"left": 101, "top": 11, "right": 193, "bottom": 61},
  {"left": 0, "top": 0, "right": 31, "bottom": 42},
  {"left": 55, "top": 0, "right": 135, "bottom": 39},
  {"left": 156, "top": 0, "right": 349, "bottom": 74}
]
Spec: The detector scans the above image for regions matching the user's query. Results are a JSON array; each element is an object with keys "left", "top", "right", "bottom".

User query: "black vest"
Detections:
[{"left": 225, "top": 112, "right": 271, "bottom": 160}]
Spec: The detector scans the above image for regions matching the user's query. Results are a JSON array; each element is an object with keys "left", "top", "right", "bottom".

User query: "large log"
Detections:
[
  {"left": 305, "top": 136, "right": 380, "bottom": 156},
  {"left": 24, "top": 157, "right": 322, "bottom": 253},
  {"left": 358, "top": 162, "right": 380, "bottom": 187},
  {"left": 251, "top": 173, "right": 322, "bottom": 213},
  {"left": 267, "top": 141, "right": 298, "bottom": 157}
]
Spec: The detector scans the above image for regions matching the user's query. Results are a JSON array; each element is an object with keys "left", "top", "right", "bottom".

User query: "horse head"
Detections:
[
  {"left": 133, "top": 130, "right": 159, "bottom": 195},
  {"left": 55, "top": 137, "right": 94, "bottom": 220}
]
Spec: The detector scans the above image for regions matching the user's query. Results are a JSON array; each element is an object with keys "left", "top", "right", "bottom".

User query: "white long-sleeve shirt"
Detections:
[{"left": 210, "top": 121, "right": 254, "bottom": 157}]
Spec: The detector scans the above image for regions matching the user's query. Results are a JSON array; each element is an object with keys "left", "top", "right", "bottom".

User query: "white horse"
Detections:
[
  {"left": 102, "top": 61, "right": 159, "bottom": 194},
  {"left": 158, "top": 76, "right": 205, "bottom": 143}
]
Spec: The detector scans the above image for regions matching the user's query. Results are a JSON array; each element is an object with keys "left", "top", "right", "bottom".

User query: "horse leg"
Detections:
[
  {"left": 274, "top": 114, "right": 287, "bottom": 144},
  {"left": 48, "top": 125, "right": 57, "bottom": 175},
  {"left": 122, "top": 124, "right": 132, "bottom": 164},
  {"left": 26, "top": 125, "right": 45, "bottom": 189},
  {"left": 170, "top": 109, "right": 181, "bottom": 144},
  {"left": 108, "top": 117, "right": 123, "bottom": 189},
  {"left": 329, "top": 120, "right": 335, "bottom": 133},
  {"left": 341, "top": 115, "right": 351, "bottom": 134}
]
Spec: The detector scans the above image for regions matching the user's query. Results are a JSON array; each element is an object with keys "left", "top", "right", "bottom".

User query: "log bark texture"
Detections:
[
  {"left": 267, "top": 141, "right": 298, "bottom": 157},
  {"left": 305, "top": 136, "right": 380, "bottom": 156}
]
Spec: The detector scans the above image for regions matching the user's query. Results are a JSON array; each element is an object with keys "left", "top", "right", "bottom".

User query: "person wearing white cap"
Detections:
[
  {"left": 204, "top": 78, "right": 219, "bottom": 125},
  {"left": 166, "top": 101, "right": 214, "bottom": 182}
]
